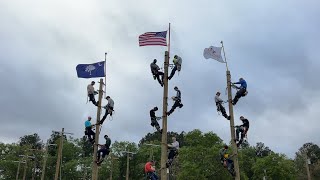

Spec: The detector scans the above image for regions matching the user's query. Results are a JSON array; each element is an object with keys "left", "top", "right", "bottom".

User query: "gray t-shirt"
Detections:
[
  {"left": 169, "top": 141, "right": 179, "bottom": 150},
  {"left": 107, "top": 98, "right": 114, "bottom": 108},
  {"left": 215, "top": 95, "right": 223, "bottom": 103}
]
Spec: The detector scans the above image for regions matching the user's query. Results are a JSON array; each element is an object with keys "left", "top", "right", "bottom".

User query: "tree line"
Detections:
[{"left": 0, "top": 129, "right": 319, "bottom": 180}]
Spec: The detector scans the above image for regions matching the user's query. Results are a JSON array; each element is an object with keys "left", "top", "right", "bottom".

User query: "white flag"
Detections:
[{"left": 203, "top": 46, "right": 225, "bottom": 63}]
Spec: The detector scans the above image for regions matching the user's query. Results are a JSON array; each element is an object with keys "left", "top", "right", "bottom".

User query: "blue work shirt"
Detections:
[
  {"left": 234, "top": 79, "right": 247, "bottom": 89},
  {"left": 85, "top": 120, "right": 91, "bottom": 128}
]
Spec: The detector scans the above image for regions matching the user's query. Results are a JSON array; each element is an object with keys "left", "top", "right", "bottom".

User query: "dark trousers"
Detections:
[
  {"left": 236, "top": 126, "right": 247, "bottom": 145},
  {"left": 216, "top": 103, "right": 229, "bottom": 119},
  {"left": 151, "top": 118, "right": 161, "bottom": 132},
  {"left": 100, "top": 106, "right": 113, "bottom": 124},
  {"left": 88, "top": 94, "right": 97, "bottom": 106},
  {"left": 232, "top": 88, "right": 246, "bottom": 105},
  {"left": 153, "top": 71, "right": 164, "bottom": 86},
  {"left": 97, "top": 148, "right": 110, "bottom": 161},
  {"left": 168, "top": 100, "right": 183, "bottom": 115},
  {"left": 167, "top": 149, "right": 178, "bottom": 167},
  {"left": 85, "top": 127, "right": 95, "bottom": 142},
  {"left": 168, "top": 65, "right": 177, "bottom": 80},
  {"left": 147, "top": 172, "right": 159, "bottom": 180}
]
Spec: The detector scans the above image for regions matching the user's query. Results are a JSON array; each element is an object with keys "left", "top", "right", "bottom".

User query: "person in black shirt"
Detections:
[
  {"left": 150, "top": 107, "right": 162, "bottom": 133},
  {"left": 235, "top": 116, "right": 249, "bottom": 147},
  {"left": 96, "top": 135, "right": 111, "bottom": 165}
]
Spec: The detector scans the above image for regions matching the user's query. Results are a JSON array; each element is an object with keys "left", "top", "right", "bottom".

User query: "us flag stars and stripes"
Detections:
[{"left": 139, "top": 31, "right": 167, "bottom": 46}]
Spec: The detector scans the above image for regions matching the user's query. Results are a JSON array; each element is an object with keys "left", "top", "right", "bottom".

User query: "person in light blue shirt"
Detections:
[
  {"left": 84, "top": 116, "right": 95, "bottom": 144},
  {"left": 232, "top": 78, "right": 248, "bottom": 105}
]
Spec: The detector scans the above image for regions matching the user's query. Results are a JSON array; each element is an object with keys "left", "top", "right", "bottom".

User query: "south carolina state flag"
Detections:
[{"left": 76, "top": 61, "right": 105, "bottom": 78}]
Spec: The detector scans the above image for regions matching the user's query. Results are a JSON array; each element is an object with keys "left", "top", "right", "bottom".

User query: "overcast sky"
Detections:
[{"left": 1, "top": 0, "right": 319, "bottom": 158}]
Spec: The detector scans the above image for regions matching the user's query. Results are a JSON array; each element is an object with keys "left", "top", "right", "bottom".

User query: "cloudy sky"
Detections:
[{"left": 1, "top": 0, "right": 319, "bottom": 158}]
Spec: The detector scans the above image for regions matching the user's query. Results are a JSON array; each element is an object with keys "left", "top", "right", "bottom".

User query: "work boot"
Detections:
[
  {"left": 167, "top": 112, "right": 171, "bottom": 116},
  {"left": 227, "top": 116, "right": 231, "bottom": 120},
  {"left": 179, "top": 104, "right": 183, "bottom": 108}
]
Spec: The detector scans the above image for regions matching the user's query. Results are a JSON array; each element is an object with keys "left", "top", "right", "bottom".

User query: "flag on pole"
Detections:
[
  {"left": 139, "top": 31, "right": 167, "bottom": 46},
  {"left": 76, "top": 61, "right": 105, "bottom": 78},
  {"left": 203, "top": 46, "right": 225, "bottom": 63}
]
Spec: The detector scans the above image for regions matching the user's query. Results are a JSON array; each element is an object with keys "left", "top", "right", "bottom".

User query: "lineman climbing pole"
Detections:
[
  {"left": 92, "top": 78, "right": 104, "bottom": 180},
  {"left": 161, "top": 23, "right": 171, "bottom": 180},
  {"left": 222, "top": 41, "right": 240, "bottom": 180}
]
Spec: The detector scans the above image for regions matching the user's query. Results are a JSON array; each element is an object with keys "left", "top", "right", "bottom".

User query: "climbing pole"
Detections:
[
  {"left": 161, "top": 50, "right": 170, "bottom": 179},
  {"left": 222, "top": 41, "right": 240, "bottom": 180},
  {"left": 92, "top": 78, "right": 105, "bottom": 180}
]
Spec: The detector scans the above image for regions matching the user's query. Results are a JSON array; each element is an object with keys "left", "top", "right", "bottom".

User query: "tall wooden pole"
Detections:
[
  {"left": 22, "top": 160, "right": 27, "bottom": 180},
  {"left": 305, "top": 153, "right": 311, "bottom": 180},
  {"left": 54, "top": 128, "right": 64, "bottom": 180},
  {"left": 92, "top": 78, "right": 104, "bottom": 180},
  {"left": 161, "top": 51, "right": 169, "bottom": 179},
  {"left": 16, "top": 160, "right": 21, "bottom": 180},
  {"left": 226, "top": 70, "right": 240, "bottom": 180},
  {"left": 126, "top": 153, "right": 130, "bottom": 180},
  {"left": 41, "top": 144, "right": 49, "bottom": 180}
]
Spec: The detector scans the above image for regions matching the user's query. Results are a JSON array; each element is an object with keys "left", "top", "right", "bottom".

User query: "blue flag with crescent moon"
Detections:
[{"left": 76, "top": 61, "right": 105, "bottom": 78}]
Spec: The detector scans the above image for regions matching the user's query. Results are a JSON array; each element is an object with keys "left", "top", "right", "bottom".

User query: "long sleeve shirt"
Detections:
[
  {"left": 150, "top": 109, "right": 156, "bottom": 118},
  {"left": 168, "top": 141, "right": 179, "bottom": 150},
  {"left": 242, "top": 119, "right": 249, "bottom": 129},
  {"left": 175, "top": 90, "right": 181, "bottom": 100},
  {"left": 215, "top": 95, "right": 224, "bottom": 104},
  {"left": 234, "top": 79, "right": 247, "bottom": 89},
  {"left": 219, "top": 148, "right": 227, "bottom": 158},
  {"left": 87, "top": 84, "right": 95, "bottom": 95},
  {"left": 150, "top": 62, "right": 160, "bottom": 74},
  {"left": 107, "top": 98, "right": 114, "bottom": 108}
]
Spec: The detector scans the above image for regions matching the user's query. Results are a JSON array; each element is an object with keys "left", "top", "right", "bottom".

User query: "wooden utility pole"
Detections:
[
  {"left": 226, "top": 70, "right": 240, "bottom": 180},
  {"left": 15, "top": 160, "right": 21, "bottom": 180},
  {"left": 54, "top": 128, "right": 64, "bottom": 180},
  {"left": 54, "top": 128, "right": 73, "bottom": 180},
  {"left": 121, "top": 151, "right": 135, "bottom": 180},
  {"left": 14, "top": 160, "right": 26, "bottom": 180},
  {"left": 22, "top": 160, "right": 27, "bottom": 180},
  {"left": 109, "top": 155, "right": 119, "bottom": 180},
  {"left": 41, "top": 143, "right": 57, "bottom": 180},
  {"left": 305, "top": 153, "right": 311, "bottom": 180},
  {"left": 160, "top": 51, "right": 170, "bottom": 180},
  {"left": 92, "top": 78, "right": 104, "bottom": 180}
]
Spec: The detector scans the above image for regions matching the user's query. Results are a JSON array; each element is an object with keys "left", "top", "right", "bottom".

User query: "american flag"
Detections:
[{"left": 139, "top": 31, "right": 167, "bottom": 46}]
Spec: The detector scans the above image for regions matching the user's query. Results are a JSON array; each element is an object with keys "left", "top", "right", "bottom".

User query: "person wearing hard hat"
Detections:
[
  {"left": 168, "top": 55, "right": 182, "bottom": 80},
  {"left": 215, "top": 92, "right": 230, "bottom": 120},
  {"left": 235, "top": 116, "right": 250, "bottom": 147},
  {"left": 87, "top": 81, "right": 99, "bottom": 106},
  {"left": 232, "top": 78, "right": 248, "bottom": 105},
  {"left": 150, "top": 107, "right": 162, "bottom": 133},
  {"left": 84, "top": 116, "right": 95, "bottom": 144},
  {"left": 167, "top": 86, "right": 183, "bottom": 116},
  {"left": 150, "top": 59, "right": 164, "bottom": 87}
]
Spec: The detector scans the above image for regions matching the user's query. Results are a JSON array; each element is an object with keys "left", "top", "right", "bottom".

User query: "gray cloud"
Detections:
[{"left": 0, "top": 0, "right": 319, "bottom": 158}]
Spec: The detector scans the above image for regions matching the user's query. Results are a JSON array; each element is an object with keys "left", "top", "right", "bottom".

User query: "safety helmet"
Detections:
[{"left": 240, "top": 116, "right": 245, "bottom": 120}]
